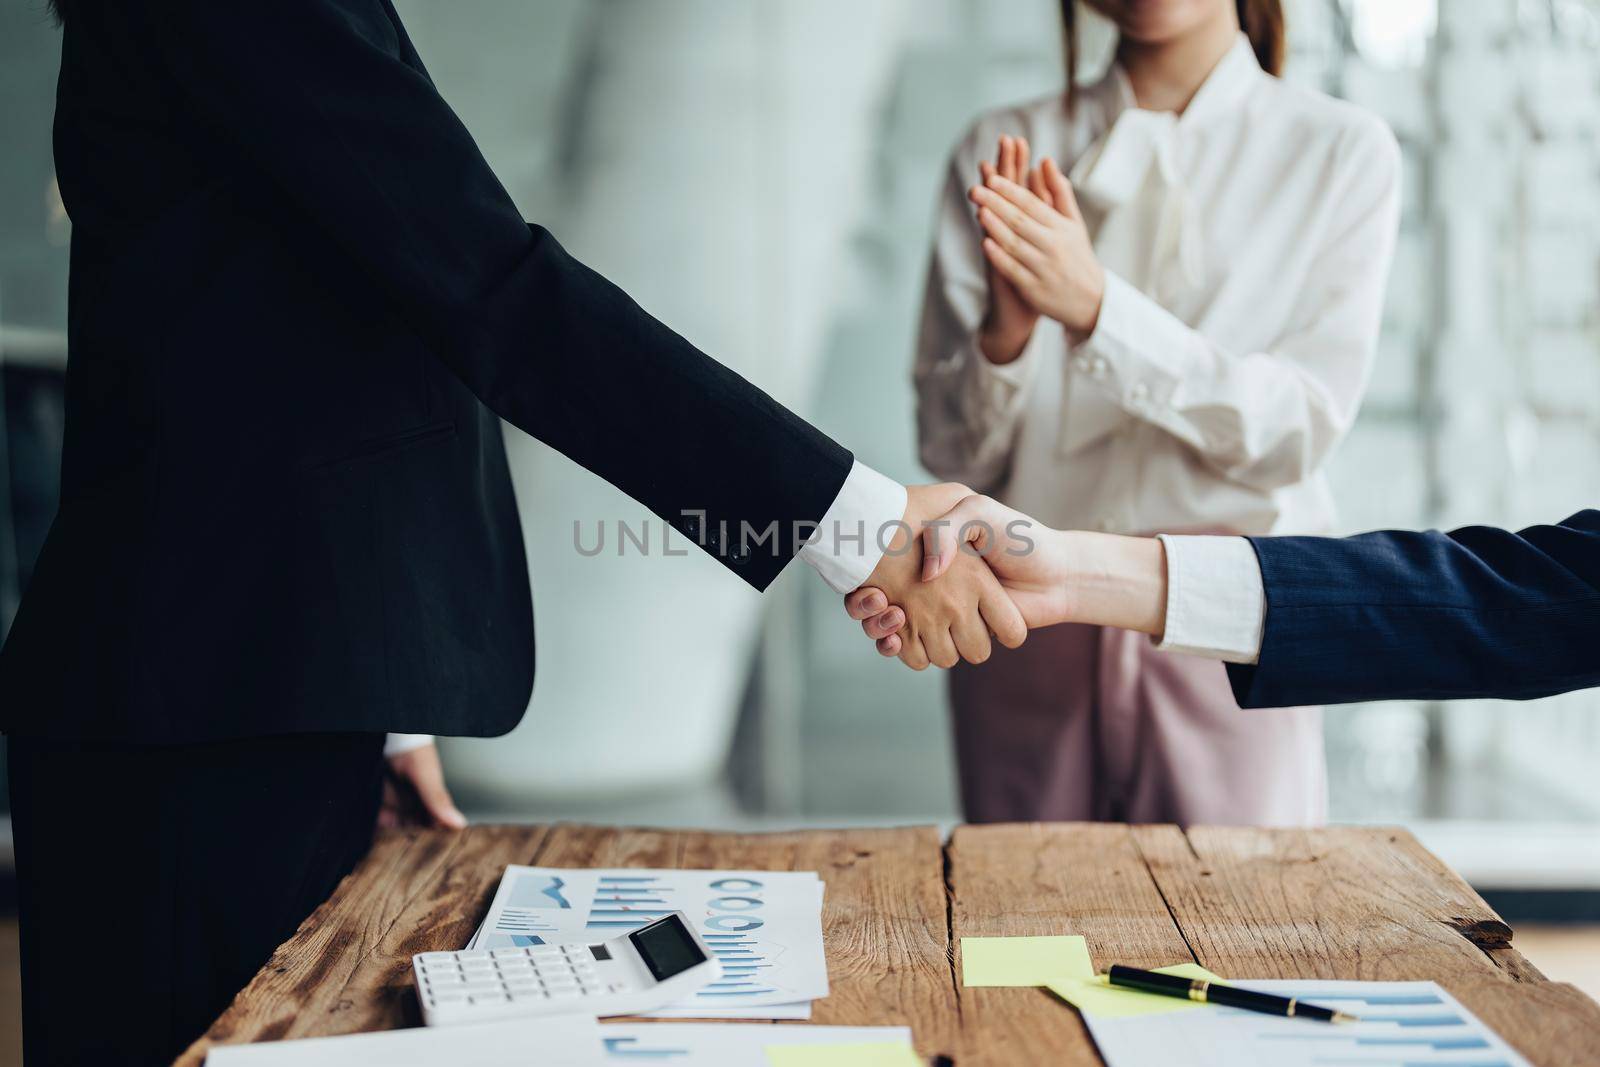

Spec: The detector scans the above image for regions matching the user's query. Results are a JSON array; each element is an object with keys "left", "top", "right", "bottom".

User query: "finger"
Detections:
[
  {"left": 1028, "top": 162, "right": 1054, "bottom": 211},
  {"left": 966, "top": 211, "right": 1043, "bottom": 279},
  {"left": 862, "top": 606, "right": 906, "bottom": 640},
  {"left": 998, "top": 135, "right": 1016, "bottom": 183},
  {"left": 407, "top": 755, "right": 468, "bottom": 830},
  {"left": 377, "top": 778, "right": 402, "bottom": 829},
  {"left": 951, "top": 609, "right": 993, "bottom": 665},
  {"left": 844, "top": 586, "right": 888, "bottom": 621},
  {"left": 979, "top": 585, "right": 1028, "bottom": 650},
  {"left": 986, "top": 173, "right": 1056, "bottom": 225},
  {"left": 1015, "top": 137, "right": 1030, "bottom": 185},
  {"left": 921, "top": 511, "right": 954, "bottom": 582},
  {"left": 977, "top": 208, "right": 1045, "bottom": 270},
  {"left": 898, "top": 633, "right": 930, "bottom": 671},
  {"left": 982, "top": 237, "right": 1036, "bottom": 291},
  {"left": 977, "top": 160, "right": 996, "bottom": 193},
  {"left": 876, "top": 633, "right": 902, "bottom": 657},
  {"left": 972, "top": 186, "right": 1051, "bottom": 247},
  {"left": 922, "top": 626, "right": 960, "bottom": 670},
  {"left": 921, "top": 499, "right": 976, "bottom": 582},
  {"left": 1043, "top": 158, "right": 1081, "bottom": 219}
]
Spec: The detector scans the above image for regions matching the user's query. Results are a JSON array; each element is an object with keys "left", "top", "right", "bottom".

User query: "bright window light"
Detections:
[{"left": 1348, "top": 0, "right": 1437, "bottom": 68}]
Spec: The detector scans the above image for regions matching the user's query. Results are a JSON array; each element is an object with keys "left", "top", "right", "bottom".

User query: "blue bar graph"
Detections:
[{"left": 588, "top": 876, "right": 679, "bottom": 931}]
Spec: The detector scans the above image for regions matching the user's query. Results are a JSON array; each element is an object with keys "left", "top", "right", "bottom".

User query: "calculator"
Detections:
[{"left": 411, "top": 911, "right": 721, "bottom": 1026}]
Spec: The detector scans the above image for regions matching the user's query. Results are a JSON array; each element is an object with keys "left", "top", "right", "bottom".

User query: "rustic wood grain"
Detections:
[
  {"left": 533, "top": 824, "right": 691, "bottom": 870},
  {"left": 173, "top": 823, "right": 1599, "bottom": 1067},
  {"left": 174, "top": 824, "right": 550, "bottom": 1066},
  {"left": 945, "top": 823, "right": 1197, "bottom": 1067},
  {"left": 1130, "top": 825, "right": 1516, "bottom": 984},
  {"left": 1450, "top": 978, "right": 1600, "bottom": 1067}
]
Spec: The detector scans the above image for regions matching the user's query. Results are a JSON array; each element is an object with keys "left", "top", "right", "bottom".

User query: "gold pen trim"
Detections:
[
  {"left": 1286, "top": 997, "right": 1298, "bottom": 1017},
  {"left": 1188, "top": 978, "right": 1210, "bottom": 1003}
]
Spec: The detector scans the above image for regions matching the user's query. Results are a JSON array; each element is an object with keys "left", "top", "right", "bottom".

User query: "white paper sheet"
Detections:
[
  {"left": 1083, "top": 979, "right": 1531, "bottom": 1067},
  {"left": 204, "top": 1016, "right": 602, "bottom": 1066},
  {"left": 474, "top": 867, "right": 829, "bottom": 1016},
  {"left": 596, "top": 1023, "right": 912, "bottom": 1062},
  {"left": 645, "top": 1000, "right": 813, "bottom": 1020},
  {"left": 206, "top": 1020, "right": 910, "bottom": 1066}
]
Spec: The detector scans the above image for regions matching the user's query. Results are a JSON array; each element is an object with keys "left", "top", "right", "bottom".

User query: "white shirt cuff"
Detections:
[
  {"left": 383, "top": 733, "right": 435, "bottom": 758},
  {"left": 1152, "top": 534, "right": 1266, "bottom": 664},
  {"left": 797, "top": 460, "right": 907, "bottom": 594},
  {"left": 1071, "top": 270, "right": 1193, "bottom": 413}
]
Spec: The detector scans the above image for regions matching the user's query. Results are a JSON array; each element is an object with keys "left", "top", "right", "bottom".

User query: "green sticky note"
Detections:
[
  {"left": 1048, "top": 962, "right": 1226, "bottom": 1019},
  {"left": 765, "top": 1041, "right": 923, "bottom": 1067},
  {"left": 960, "top": 935, "right": 1094, "bottom": 987}
]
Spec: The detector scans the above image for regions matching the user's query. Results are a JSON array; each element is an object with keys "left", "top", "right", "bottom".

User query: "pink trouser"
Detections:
[{"left": 949, "top": 622, "right": 1326, "bottom": 826}]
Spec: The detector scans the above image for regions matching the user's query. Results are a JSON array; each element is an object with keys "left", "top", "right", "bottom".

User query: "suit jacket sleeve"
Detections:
[
  {"left": 1226, "top": 511, "right": 1600, "bottom": 707},
  {"left": 129, "top": 0, "right": 851, "bottom": 590}
]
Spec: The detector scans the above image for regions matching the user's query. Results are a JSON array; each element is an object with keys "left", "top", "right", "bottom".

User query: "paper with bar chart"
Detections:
[
  {"left": 1082, "top": 979, "right": 1530, "bottom": 1067},
  {"left": 471, "top": 867, "right": 829, "bottom": 1017}
]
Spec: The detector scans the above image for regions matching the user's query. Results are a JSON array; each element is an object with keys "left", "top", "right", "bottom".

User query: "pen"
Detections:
[{"left": 1102, "top": 965, "right": 1359, "bottom": 1023}]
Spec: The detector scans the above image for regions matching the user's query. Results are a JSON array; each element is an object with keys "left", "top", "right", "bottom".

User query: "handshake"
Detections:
[{"left": 839, "top": 483, "right": 1169, "bottom": 669}]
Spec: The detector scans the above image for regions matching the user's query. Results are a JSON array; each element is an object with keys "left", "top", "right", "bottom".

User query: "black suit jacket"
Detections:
[
  {"left": 1226, "top": 511, "right": 1600, "bottom": 707},
  {"left": 0, "top": 0, "right": 852, "bottom": 743}
]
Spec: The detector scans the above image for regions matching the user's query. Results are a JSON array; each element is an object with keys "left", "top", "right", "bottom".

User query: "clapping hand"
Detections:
[
  {"left": 976, "top": 135, "right": 1043, "bottom": 364},
  {"left": 969, "top": 153, "right": 1105, "bottom": 344}
]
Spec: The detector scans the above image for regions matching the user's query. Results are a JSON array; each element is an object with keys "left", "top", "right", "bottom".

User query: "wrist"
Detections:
[
  {"left": 1058, "top": 530, "right": 1166, "bottom": 636},
  {"left": 979, "top": 315, "right": 1037, "bottom": 365},
  {"left": 1064, "top": 267, "right": 1105, "bottom": 346}
]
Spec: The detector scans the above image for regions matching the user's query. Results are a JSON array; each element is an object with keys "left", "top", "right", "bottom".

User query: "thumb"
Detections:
[
  {"left": 920, "top": 495, "right": 989, "bottom": 582},
  {"left": 406, "top": 748, "right": 468, "bottom": 829}
]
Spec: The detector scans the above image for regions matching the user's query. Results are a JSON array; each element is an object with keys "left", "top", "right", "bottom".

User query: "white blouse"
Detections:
[{"left": 914, "top": 34, "right": 1401, "bottom": 538}]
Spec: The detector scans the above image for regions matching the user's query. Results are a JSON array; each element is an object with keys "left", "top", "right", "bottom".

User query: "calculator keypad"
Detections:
[{"left": 415, "top": 945, "right": 622, "bottom": 1013}]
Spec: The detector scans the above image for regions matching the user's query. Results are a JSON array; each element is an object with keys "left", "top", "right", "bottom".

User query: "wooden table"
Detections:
[{"left": 175, "top": 824, "right": 1600, "bottom": 1066}]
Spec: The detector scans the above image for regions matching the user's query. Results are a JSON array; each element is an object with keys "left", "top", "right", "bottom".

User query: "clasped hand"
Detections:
[
  {"left": 849, "top": 492, "right": 1075, "bottom": 666},
  {"left": 853, "top": 484, "right": 1027, "bottom": 669}
]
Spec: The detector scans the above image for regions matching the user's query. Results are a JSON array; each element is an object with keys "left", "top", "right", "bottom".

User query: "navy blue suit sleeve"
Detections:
[
  {"left": 1226, "top": 511, "right": 1600, "bottom": 707},
  {"left": 123, "top": 0, "right": 851, "bottom": 590}
]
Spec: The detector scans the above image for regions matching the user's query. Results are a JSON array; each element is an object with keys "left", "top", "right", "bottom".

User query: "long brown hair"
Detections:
[{"left": 1060, "top": 1, "right": 1285, "bottom": 110}]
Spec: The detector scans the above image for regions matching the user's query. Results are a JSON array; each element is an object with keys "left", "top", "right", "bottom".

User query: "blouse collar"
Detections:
[
  {"left": 1066, "top": 34, "right": 1261, "bottom": 301},
  {"left": 1099, "top": 32, "right": 1262, "bottom": 130}
]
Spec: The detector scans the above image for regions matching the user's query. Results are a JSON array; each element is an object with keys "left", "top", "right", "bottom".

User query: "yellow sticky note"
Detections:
[
  {"left": 1048, "top": 962, "right": 1226, "bottom": 1019},
  {"left": 960, "top": 935, "right": 1094, "bottom": 987},
  {"left": 765, "top": 1041, "right": 923, "bottom": 1067}
]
